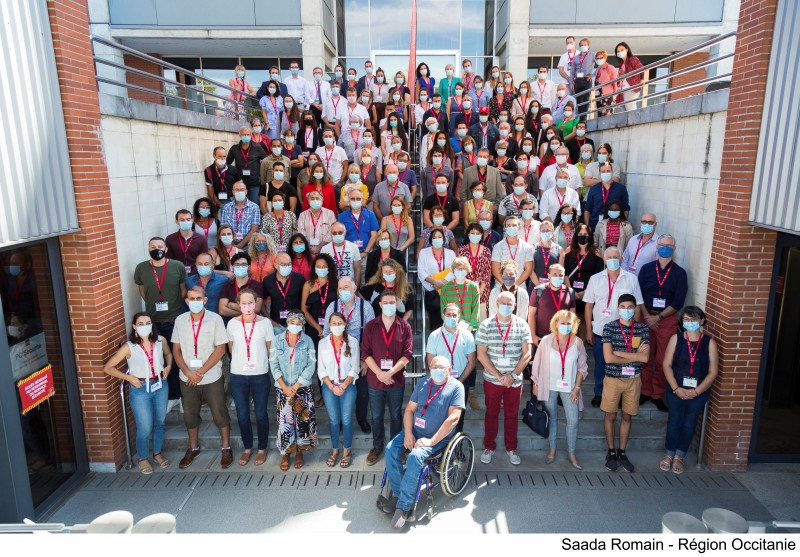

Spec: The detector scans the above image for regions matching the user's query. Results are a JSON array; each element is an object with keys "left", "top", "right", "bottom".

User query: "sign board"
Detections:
[
  {"left": 10, "top": 332, "right": 48, "bottom": 382},
  {"left": 17, "top": 365, "right": 56, "bottom": 414}
]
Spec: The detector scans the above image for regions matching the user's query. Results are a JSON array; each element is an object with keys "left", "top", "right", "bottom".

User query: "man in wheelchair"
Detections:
[{"left": 381, "top": 355, "right": 465, "bottom": 529}]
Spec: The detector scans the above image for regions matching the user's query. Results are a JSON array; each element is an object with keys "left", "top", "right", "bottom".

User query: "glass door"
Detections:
[{"left": 372, "top": 50, "right": 460, "bottom": 83}]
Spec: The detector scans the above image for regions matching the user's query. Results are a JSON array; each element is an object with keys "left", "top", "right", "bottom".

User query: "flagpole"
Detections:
[{"left": 408, "top": 0, "right": 417, "bottom": 128}]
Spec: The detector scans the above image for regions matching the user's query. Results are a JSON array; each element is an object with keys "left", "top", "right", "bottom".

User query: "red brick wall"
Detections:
[
  {"left": 668, "top": 52, "right": 709, "bottom": 101},
  {"left": 47, "top": 0, "right": 129, "bottom": 469},
  {"left": 124, "top": 53, "right": 165, "bottom": 105},
  {"left": 703, "top": 0, "right": 779, "bottom": 470}
]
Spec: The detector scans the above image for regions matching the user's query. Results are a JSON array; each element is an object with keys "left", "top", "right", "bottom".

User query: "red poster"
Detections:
[{"left": 17, "top": 365, "right": 55, "bottom": 414}]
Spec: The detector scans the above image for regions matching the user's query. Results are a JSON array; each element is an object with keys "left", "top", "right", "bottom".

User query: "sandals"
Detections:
[
  {"left": 138, "top": 459, "right": 153, "bottom": 475},
  {"left": 294, "top": 451, "right": 305, "bottom": 469},
  {"left": 326, "top": 449, "right": 340, "bottom": 467},
  {"left": 238, "top": 449, "right": 253, "bottom": 466},
  {"left": 254, "top": 450, "right": 267, "bottom": 466},
  {"left": 672, "top": 456, "right": 685, "bottom": 475},
  {"left": 280, "top": 454, "right": 290, "bottom": 472},
  {"left": 659, "top": 455, "right": 674, "bottom": 472},
  {"left": 153, "top": 453, "right": 170, "bottom": 469},
  {"left": 340, "top": 450, "right": 352, "bottom": 469}
]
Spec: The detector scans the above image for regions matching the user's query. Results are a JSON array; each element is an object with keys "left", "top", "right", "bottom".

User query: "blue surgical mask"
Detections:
[
  {"left": 237, "top": 71, "right": 245, "bottom": 78},
  {"left": 581, "top": 151, "right": 592, "bottom": 160},
  {"left": 550, "top": 276, "right": 564, "bottom": 288},
  {"left": 287, "top": 324, "right": 303, "bottom": 334},
  {"left": 274, "top": 171, "right": 285, "bottom": 181},
  {"left": 291, "top": 68, "right": 299, "bottom": 75},
  {"left": 332, "top": 234, "right": 345, "bottom": 244},
  {"left": 619, "top": 308, "right": 635, "bottom": 321},
  {"left": 220, "top": 235, "right": 234, "bottom": 246},
  {"left": 233, "top": 266, "right": 249, "bottom": 278},
  {"left": 379, "top": 239, "right": 391, "bottom": 250},
  {"left": 561, "top": 214, "right": 573, "bottom": 224},
  {"left": 430, "top": 368, "right": 448, "bottom": 383},
  {"left": 606, "top": 258, "right": 621, "bottom": 271},
  {"left": 253, "top": 126, "right": 263, "bottom": 134},
  {"left": 469, "top": 233, "right": 482, "bottom": 244},
  {"left": 339, "top": 290, "right": 353, "bottom": 303},
  {"left": 521, "top": 209, "right": 534, "bottom": 221},
  {"left": 349, "top": 173, "right": 360, "bottom": 182},
  {"left": 658, "top": 245, "right": 675, "bottom": 258},
  {"left": 292, "top": 244, "right": 306, "bottom": 254},
  {"left": 541, "top": 231, "right": 553, "bottom": 242},
  {"left": 382, "top": 304, "right": 397, "bottom": 317},
  {"left": 640, "top": 223, "right": 655, "bottom": 235},
  {"left": 597, "top": 153, "right": 608, "bottom": 164},
  {"left": 556, "top": 178, "right": 569, "bottom": 189},
  {"left": 199, "top": 208, "right": 212, "bottom": 218},
  {"left": 188, "top": 300, "right": 205, "bottom": 313},
  {"left": 601, "top": 172, "right": 613, "bottom": 183},
  {"left": 431, "top": 238, "right": 444, "bottom": 249},
  {"left": 272, "top": 201, "right": 284, "bottom": 211},
  {"left": 315, "top": 267, "right": 329, "bottom": 277},
  {"left": 505, "top": 227, "right": 518, "bottom": 237},
  {"left": 255, "top": 242, "right": 268, "bottom": 251},
  {"left": 607, "top": 210, "right": 621, "bottom": 219},
  {"left": 444, "top": 316, "right": 459, "bottom": 329},
  {"left": 234, "top": 191, "right": 247, "bottom": 202},
  {"left": 310, "top": 200, "right": 323, "bottom": 210},
  {"left": 683, "top": 321, "right": 701, "bottom": 332},
  {"left": 557, "top": 324, "right": 572, "bottom": 335},
  {"left": 382, "top": 272, "right": 396, "bottom": 283},
  {"left": 279, "top": 265, "right": 293, "bottom": 277},
  {"left": 241, "top": 136, "right": 251, "bottom": 144},
  {"left": 179, "top": 221, "right": 193, "bottom": 231},
  {"left": 350, "top": 201, "right": 362, "bottom": 211},
  {"left": 498, "top": 304, "right": 514, "bottom": 317},
  {"left": 454, "top": 269, "right": 468, "bottom": 281},
  {"left": 432, "top": 216, "right": 445, "bottom": 227},
  {"left": 479, "top": 220, "right": 491, "bottom": 231},
  {"left": 196, "top": 265, "right": 212, "bottom": 277}
]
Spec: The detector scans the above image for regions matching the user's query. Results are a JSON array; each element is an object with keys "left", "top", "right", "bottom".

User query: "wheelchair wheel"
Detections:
[{"left": 440, "top": 433, "right": 474, "bottom": 496}]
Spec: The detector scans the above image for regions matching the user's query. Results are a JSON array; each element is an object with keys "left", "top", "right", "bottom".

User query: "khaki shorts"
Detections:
[
  {"left": 180, "top": 376, "right": 231, "bottom": 430},
  {"left": 600, "top": 375, "right": 641, "bottom": 416}
]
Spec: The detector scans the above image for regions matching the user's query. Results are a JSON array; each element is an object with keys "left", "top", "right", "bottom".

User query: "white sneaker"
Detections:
[
  {"left": 480, "top": 449, "right": 494, "bottom": 464},
  {"left": 507, "top": 450, "right": 521, "bottom": 465}
]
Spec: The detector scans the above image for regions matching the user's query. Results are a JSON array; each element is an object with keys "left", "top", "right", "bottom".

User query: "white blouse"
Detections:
[
  {"left": 126, "top": 339, "right": 165, "bottom": 379},
  {"left": 417, "top": 247, "right": 455, "bottom": 292},
  {"left": 317, "top": 334, "right": 360, "bottom": 383},
  {"left": 548, "top": 341, "right": 579, "bottom": 392}
]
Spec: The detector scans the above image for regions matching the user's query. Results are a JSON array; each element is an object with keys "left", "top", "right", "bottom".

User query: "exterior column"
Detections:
[{"left": 505, "top": 0, "right": 531, "bottom": 81}]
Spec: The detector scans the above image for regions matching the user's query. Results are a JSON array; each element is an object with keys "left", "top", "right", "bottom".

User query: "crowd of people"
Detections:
[{"left": 102, "top": 40, "right": 718, "bottom": 525}]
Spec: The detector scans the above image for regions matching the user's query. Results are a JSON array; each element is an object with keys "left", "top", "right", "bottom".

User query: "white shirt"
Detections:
[
  {"left": 172, "top": 310, "right": 228, "bottom": 385},
  {"left": 418, "top": 247, "right": 455, "bottom": 292},
  {"left": 284, "top": 75, "right": 309, "bottom": 106},
  {"left": 320, "top": 240, "right": 362, "bottom": 278},
  {"left": 548, "top": 342, "right": 579, "bottom": 392},
  {"left": 532, "top": 79, "right": 558, "bottom": 109},
  {"left": 315, "top": 145, "right": 348, "bottom": 183},
  {"left": 582, "top": 269, "right": 644, "bottom": 336},
  {"left": 491, "top": 238, "right": 534, "bottom": 277},
  {"left": 323, "top": 95, "right": 346, "bottom": 123},
  {"left": 558, "top": 51, "right": 577, "bottom": 84},
  {"left": 584, "top": 161, "right": 621, "bottom": 183},
  {"left": 519, "top": 219, "right": 542, "bottom": 245},
  {"left": 419, "top": 132, "right": 436, "bottom": 167},
  {"left": 317, "top": 334, "right": 360, "bottom": 383},
  {"left": 539, "top": 186, "right": 581, "bottom": 222},
  {"left": 488, "top": 285, "right": 529, "bottom": 320},
  {"left": 227, "top": 317, "right": 275, "bottom": 375},
  {"left": 306, "top": 79, "right": 332, "bottom": 107},
  {"left": 540, "top": 163, "right": 582, "bottom": 192},
  {"left": 335, "top": 103, "right": 370, "bottom": 135}
]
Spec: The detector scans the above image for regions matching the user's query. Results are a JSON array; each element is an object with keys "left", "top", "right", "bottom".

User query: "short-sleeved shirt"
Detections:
[
  {"left": 226, "top": 317, "right": 275, "bottom": 375},
  {"left": 497, "top": 193, "right": 537, "bottom": 218},
  {"left": 602, "top": 320, "right": 650, "bottom": 377},
  {"left": 262, "top": 272, "right": 304, "bottom": 327},
  {"left": 172, "top": 310, "right": 228, "bottom": 384},
  {"left": 372, "top": 180, "right": 412, "bottom": 217},
  {"left": 423, "top": 194, "right": 460, "bottom": 221},
  {"left": 529, "top": 285, "right": 577, "bottom": 337},
  {"left": 532, "top": 242, "right": 562, "bottom": 281},
  {"left": 219, "top": 200, "right": 261, "bottom": 241},
  {"left": 582, "top": 270, "right": 644, "bottom": 336},
  {"left": 338, "top": 209, "right": 380, "bottom": 249},
  {"left": 133, "top": 259, "right": 187, "bottom": 321},
  {"left": 475, "top": 314, "right": 532, "bottom": 387},
  {"left": 220, "top": 279, "right": 265, "bottom": 306},
  {"left": 410, "top": 376, "right": 465, "bottom": 438},
  {"left": 185, "top": 272, "right": 228, "bottom": 317},
  {"left": 320, "top": 241, "right": 362, "bottom": 278},
  {"left": 260, "top": 181, "right": 298, "bottom": 209},
  {"left": 426, "top": 324, "right": 476, "bottom": 378},
  {"left": 491, "top": 239, "right": 534, "bottom": 277},
  {"left": 164, "top": 231, "right": 209, "bottom": 275}
]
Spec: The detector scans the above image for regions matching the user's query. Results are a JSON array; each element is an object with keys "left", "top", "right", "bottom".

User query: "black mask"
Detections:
[
  {"left": 577, "top": 236, "right": 589, "bottom": 246},
  {"left": 305, "top": 119, "right": 313, "bottom": 124},
  {"left": 150, "top": 249, "right": 166, "bottom": 261}
]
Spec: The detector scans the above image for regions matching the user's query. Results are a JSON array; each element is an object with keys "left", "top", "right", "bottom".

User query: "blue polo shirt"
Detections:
[
  {"left": 185, "top": 272, "right": 228, "bottom": 316},
  {"left": 410, "top": 376, "right": 465, "bottom": 438},
  {"left": 338, "top": 208, "right": 379, "bottom": 249},
  {"left": 397, "top": 169, "right": 418, "bottom": 190},
  {"left": 583, "top": 181, "right": 630, "bottom": 229},
  {"left": 637, "top": 260, "right": 688, "bottom": 312},
  {"left": 426, "top": 324, "right": 476, "bottom": 378}
]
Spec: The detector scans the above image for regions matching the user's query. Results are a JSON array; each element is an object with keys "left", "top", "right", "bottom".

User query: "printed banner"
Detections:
[
  {"left": 17, "top": 365, "right": 55, "bottom": 414},
  {"left": 10, "top": 332, "right": 48, "bottom": 382}
]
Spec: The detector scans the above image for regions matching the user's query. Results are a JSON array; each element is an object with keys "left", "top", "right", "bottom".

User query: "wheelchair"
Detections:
[{"left": 375, "top": 433, "right": 475, "bottom": 522}]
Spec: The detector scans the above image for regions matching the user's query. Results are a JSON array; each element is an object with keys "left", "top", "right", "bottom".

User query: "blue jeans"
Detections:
[
  {"left": 385, "top": 430, "right": 450, "bottom": 512},
  {"left": 543, "top": 390, "right": 579, "bottom": 455},
  {"left": 128, "top": 382, "right": 169, "bottom": 460},
  {"left": 322, "top": 382, "right": 357, "bottom": 449},
  {"left": 153, "top": 320, "right": 180, "bottom": 399},
  {"left": 593, "top": 334, "right": 606, "bottom": 396},
  {"left": 229, "top": 373, "right": 270, "bottom": 450},
  {"left": 665, "top": 389, "right": 708, "bottom": 458},
  {"left": 247, "top": 185, "right": 260, "bottom": 204},
  {"left": 368, "top": 386, "right": 404, "bottom": 451}
]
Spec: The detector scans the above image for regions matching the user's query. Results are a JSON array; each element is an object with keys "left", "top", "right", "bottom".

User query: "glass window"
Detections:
[
  {"left": 2, "top": 242, "right": 78, "bottom": 508},
  {"left": 369, "top": 0, "right": 411, "bottom": 51},
  {"left": 344, "top": 0, "right": 370, "bottom": 56},
  {"left": 461, "top": 0, "right": 488, "bottom": 57},
  {"left": 417, "top": 0, "right": 460, "bottom": 51}
]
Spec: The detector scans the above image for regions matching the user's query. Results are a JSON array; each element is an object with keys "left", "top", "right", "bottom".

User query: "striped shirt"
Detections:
[
  {"left": 476, "top": 314, "right": 532, "bottom": 387},
  {"left": 439, "top": 281, "right": 481, "bottom": 330},
  {"left": 601, "top": 320, "right": 650, "bottom": 378}
]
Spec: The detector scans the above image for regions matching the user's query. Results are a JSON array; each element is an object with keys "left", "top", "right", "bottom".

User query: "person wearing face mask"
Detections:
[
  {"left": 246, "top": 232, "right": 277, "bottom": 282},
  {"left": 536, "top": 114, "right": 556, "bottom": 155},
  {"left": 301, "top": 161, "right": 338, "bottom": 213},
  {"left": 420, "top": 145, "right": 455, "bottom": 199},
  {"left": 283, "top": 60, "right": 309, "bottom": 110},
  {"left": 305, "top": 66, "right": 332, "bottom": 132},
  {"left": 468, "top": 106, "right": 499, "bottom": 154},
  {"left": 186, "top": 252, "right": 229, "bottom": 318},
  {"left": 422, "top": 93, "right": 450, "bottom": 140},
  {"left": 270, "top": 311, "right": 318, "bottom": 471},
  {"left": 165, "top": 209, "right": 209, "bottom": 276},
  {"left": 338, "top": 188, "right": 379, "bottom": 259},
  {"left": 227, "top": 126, "right": 268, "bottom": 204},
  {"left": 511, "top": 80, "right": 533, "bottom": 118},
  {"left": 323, "top": 78, "right": 346, "bottom": 135},
  {"left": 355, "top": 147, "right": 382, "bottom": 198},
  {"left": 330, "top": 64, "right": 345, "bottom": 88},
  {"left": 301, "top": 253, "right": 339, "bottom": 340},
  {"left": 418, "top": 205, "right": 458, "bottom": 254},
  {"left": 476, "top": 208, "right": 502, "bottom": 250},
  {"left": 360, "top": 259, "right": 413, "bottom": 321},
  {"left": 193, "top": 198, "right": 219, "bottom": 250},
  {"left": 415, "top": 62, "right": 436, "bottom": 102},
  {"left": 298, "top": 112, "right": 321, "bottom": 157},
  {"left": 226, "top": 289, "right": 274, "bottom": 467},
  {"left": 614, "top": 42, "right": 644, "bottom": 112},
  {"left": 594, "top": 200, "right": 633, "bottom": 254},
  {"left": 637, "top": 234, "right": 688, "bottom": 412},
  {"left": 337, "top": 115, "right": 366, "bottom": 162},
  {"left": 346, "top": 67, "right": 358, "bottom": 91},
  {"left": 357, "top": 60, "right": 375, "bottom": 96},
  {"left": 462, "top": 146, "right": 505, "bottom": 206},
  {"left": 381, "top": 196, "right": 415, "bottom": 252},
  {"left": 495, "top": 123, "right": 516, "bottom": 160},
  {"left": 563, "top": 224, "right": 604, "bottom": 327},
  {"left": 205, "top": 146, "right": 236, "bottom": 207},
  {"left": 622, "top": 213, "right": 659, "bottom": 276},
  {"left": 382, "top": 354, "right": 464, "bottom": 529},
  {"left": 418, "top": 228, "right": 457, "bottom": 331},
  {"left": 505, "top": 152, "right": 540, "bottom": 197},
  {"left": 583, "top": 163, "right": 630, "bottom": 230},
  {"left": 451, "top": 122, "right": 470, "bottom": 159},
  {"left": 280, "top": 95, "right": 301, "bottom": 138},
  {"left": 438, "top": 257, "right": 481, "bottom": 331},
  {"left": 218, "top": 252, "right": 265, "bottom": 320},
  {"left": 491, "top": 216, "right": 534, "bottom": 287},
  {"left": 583, "top": 247, "right": 644, "bottom": 408},
  {"left": 369, "top": 69, "right": 390, "bottom": 129},
  {"left": 371, "top": 163, "right": 412, "bottom": 220},
  {"left": 462, "top": 181, "right": 494, "bottom": 228},
  {"left": 539, "top": 168, "right": 581, "bottom": 222},
  {"left": 526, "top": 101, "right": 544, "bottom": 140},
  {"left": 423, "top": 174, "right": 461, "bottom": 230},
  {"left": 361, "top": 290, "right": 414, "bottom": 467},
  {"left": 583, "top": 143, "right": 620, "bottom": 188},
  {"left": 256, "top": 65, "right": 288, "bottom": 100},
  {"left": 389, "top": 71, "right": 411, "bottom": 116},
  {"left": 575, "top": 144, "right": 594, "bottom": 191},
  {"left": 458, "top": 223, "right": 493, "bottom": 322},
  {"left": 281, "top": 130, "right": 305, "bottom": 192},
  {"left": 380, "top": 114, "right": 408, "bottom": 163},
  {"left": 477, "top": 290, "right": 532, "bottom": 466},
  {"left": 321, "top": 222, "right": 363, "bottom": 283},
  {"left": 454, "top": 95, "right": 478, "bottom": 139},
  {"left": 469, "top": 75, "right": 492, "bottom": 110},
  {"left": 209, "top": 224, "right": 240, "bottom": 280},
  {"left": 262, "top": 252, "right": 305, "bottom": 331},
  {"left": 593, "top": 50, "right": 618, "bottom": 118},
  {"left": 260, "top": 160, "right": 298, "bottom": 216},
  {"left": 565, "top": 121, "right": 594, "bottom": 165},
  {"left": 517, "top": 199, "right": 542, "bottom": 246},
  {"left": 172, "top": 285, "right": 233, "bottom": 469},
  {"left": 488, "top": 260, "right": 530, "bottom": 319},
  {"left": 532, "top": 66, "right": 557, "bottom": 116},
  {"left": 104, "top": 312, "right": 173, "bottom": 474},
  {"left": 134, "top": 237, "right": 187, "bottom": 405},
  {"left": 298, "top": 190, "right": 337, "bottom": 254},
  {"left": 260, "top": 191, "right": 298, "bottom": 252},
  {"left": 489, "top": 80, "right": 514, "bottom": 127},
  {"left": 558, "top": 36, "right": 578, "bottom": 91},
  {"left": 498, "top": 175, "right": 538, "bottom": 225},
  {"left": 554, "top": 204, "right": 577, "bottom": 250},
  {"left": 529, "top": 263, "right": 577, "bottom": 346},
  {"left": 318, "top": 311, "right": 361, "bottom": 468},
  {"left": 530, "top": 310, "right": 588, "bottom": 469},
  {"left": 224, "top": 65, "right": 255, "bottom": 121},
  {"left": 315, "top": 130, "right": 349, "bottom": 189},
  {"left": 364, "top": 228, "right": 407, "bottom": 284},
  {"left": 437, "top": 63, "right": 462, "bottom": 107},
  {"left": 540, "top": 146, "right": 581, "bottom": 195},
  {"left": 531, "top": 220, "right": 563, "bottom": 287},
  {"left": 509, "top": 117, "right": 528, "bottom": 157},
  {"left": 419, "top": 116, "right": 439, "bottom": 166},
  {"left": 338, "top": 165, "right": 369, "bottom": 213},
  {"left": 446, "top": 83, "right": 468, "bottom": 137},
  {"left": 288, "top": 233, "right": 312, "bottom": 280},
  {"left": 552, "top": 83, "right": 578, "bottom": 125},
  {"left": 260, "top": 138, "right": 292, "bottom": 190},
  {"left": 250, "top": 118, "right": 270, "bottom": 152},
  {"left": 661, "top": 306, "right": 718, "bottom": 474}
]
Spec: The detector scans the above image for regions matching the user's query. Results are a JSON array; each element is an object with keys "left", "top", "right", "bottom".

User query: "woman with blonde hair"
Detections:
[
  {"left": 380, "top": 195, "right": 415, "bottom": 252},
  {"left": 338, "top": 162, "right": 370, "bottom": 211},
  {"left": 360, "top": 258, "right": 413, "bottom": 321},
  {"left": 225, "top": 64, "right": 255, "bottom": 121},
  {"left": 364, "top": 227, "right": 406, "bottom": 281},
  {"left": 247, "top": 231, "right": 277, "bottom": 282},
  {"left": 530, "top": 309, "right": 588, "bottom": 469}
]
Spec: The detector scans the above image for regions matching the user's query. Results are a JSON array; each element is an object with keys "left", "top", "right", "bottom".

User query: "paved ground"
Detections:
[{"left": 47, "top": 448, "right": 800, "bottom": 534}]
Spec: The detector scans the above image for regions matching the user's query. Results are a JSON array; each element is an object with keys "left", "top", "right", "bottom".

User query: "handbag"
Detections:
[{"left": 521, "top": 395, "right": 550, "bottom": 438}]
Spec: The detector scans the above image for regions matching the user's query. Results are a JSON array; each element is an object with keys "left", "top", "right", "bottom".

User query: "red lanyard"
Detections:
[
  {"left": 305, "top": 128, "right": 313, "bottom": 147},
  {"left": 275, "top": 212, "right": 286, "bottom": 242},
  {"left": 323, "top": 147, "right": 335, "bottom": 170},
  {"left": 332, "top": 96, "right": 341, "bottom": 113},
  {"left": 654, "top": 262, "right": 673, "bottom": 297},
  {"left": 574, "top": 252, "right": 588, "bottom": 277},
  {"left": 495, "top": 315, "right": 513, "bottom": 356},
  {"left": 432, "top": 249, "right": 444, "bottom": 271},
  {"left": 685, "top": 333, "right": 703, "bottom": 375},
  {"left": 191, "top": 312, "right": 205, "bottom": 357},
  {"left": 477, "top": 168, "right": 487, "bottom": 183},
  {"left": 233, "top": 206, "right": 245, "bottom": 226},
  {"left": 468, "top": 245, "right": 480, "bottom": 275},
  {"left": 605, "top": 274, "right": 618, "bottom": 308},
  {"left": 601, "top": 184, "right": 611, "bottom": 206},
  {"left": 522, "top": 224, "right": 534, "bottom": 243},
  {"left": 512, "top": 195, "right": 524, "bottom": 215},
  {"left": 421, "top": 380, "right": 446, "bottom": 416},
  {"left": 339, "top": 301, "right": 354, "bottom": 323},
  {"left": 286, "top": 332, "right": 299, "bottom": 363},
  {"left": 150, "top": 260, "right": 168, "bottom": 301},
  {"left": 556, "top": 335, "right": 571, "bottom": 379},
  {"left": 276, "top": 276, "right": 292, "bottom": 301},
  {"left": 318, "top": 281, "right": 330, "bottom": 307},
  {"left": 391, "top": 216, "right": 404, "bottom": 247},
  {"left": 241, "top": 317, "right": 256, "bottom": 361},
  {"left": 198, "top": 218, "right": 212, "bottom": 238},
  {"left": 381, "top": 322, "right": 396, "bottom": 357},
  {"left": 389, "top": 180, "right": 399, "bottom": 199},
  {"left": 179, "top": 235, "right": 194, "bottom": 258},
  {"left": 441, "top": 329, "right": 460, "bottom": 366},
  {"left": 632, "top": 235, "right": 649, "bottom": 265},
  {"left": 556, "top": 188, "right": 567, "bottom": 207},
  {"left": 214, "top": 166, "right": 227, "bottom": 189},
  {"left": 548, "top": 285, "right": 565, "bottom": 311},
  {"left": 240, "top": 144, "right": 250, "bottom": 165},
  {"left": 332, "top": 243, "right": 347, "bottom": 267},
  {"left": 140, "top": 342, "right": 156, "bottom": 375},
  {"left": 619, "top": 321, "right": 634, "bottom": 353},
  {"left": 255, "top": 256, "right": 268, "bottom": 280},
  {"left": 350, "top": 211, "right": 363, "bottom": 237},
  {"left": 537, "top": 80, "right": 547, "bottom": 100},
  {"left": 562, "top": 224, "right": 574, "bottom": 245},
  {"left": 454, "top": 283, "right": 468, "bottom": 311},
  {"left": 362, "top": 164, "right": 371, "bottom": 183},
  {"left": 463, "top": 111, "right": 472, "bottom": 128},
  {"left": 309, "top": 210, "right": 322, "bottom": 237},
  {"left": 436, "top": 193, "right": 448, "bottom": 208},
  {"left": 331, "top": 336, "right": 344, "bottom": 382},
  {"left": 472, "top": 198, "right": 485, "bottom": 217},
  {"left": 506, "top": 239, "right": 518, "bottom": 261},
  {"left": 539, "top": 243, "right": 552, "bottom": 267}
]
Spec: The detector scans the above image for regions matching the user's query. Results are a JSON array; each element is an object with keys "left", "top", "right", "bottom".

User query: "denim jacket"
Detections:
[{"left": 269, "top": 332, "right": 317, "bottom": 387}]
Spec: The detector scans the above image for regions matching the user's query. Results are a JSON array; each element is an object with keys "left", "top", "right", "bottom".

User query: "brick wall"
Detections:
[
  {"left": 47, "top": 0, "right": 129, "bottom": 470},
  {"left": 703, "top": 0, "right": 778, "bottom": 470},
  {"left": 668, "top": 52, "right": 710, "bottom": 101},
  {"left": 124, "top": 53, "right": 165, "bottom": 105}
]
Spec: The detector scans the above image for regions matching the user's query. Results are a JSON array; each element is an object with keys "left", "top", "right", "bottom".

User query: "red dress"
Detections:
[{"left": 301, "top": 182, "right": 338, "bottom": 214}]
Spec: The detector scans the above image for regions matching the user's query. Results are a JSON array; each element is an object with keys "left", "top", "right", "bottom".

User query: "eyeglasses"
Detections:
[{"left": 641, "top": 220, "right": 656, "bottom": 225}]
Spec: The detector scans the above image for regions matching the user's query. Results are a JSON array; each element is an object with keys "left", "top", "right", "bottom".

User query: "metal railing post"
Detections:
[{"left": 119, "top": 380, "right": 134, "bottom": 470}]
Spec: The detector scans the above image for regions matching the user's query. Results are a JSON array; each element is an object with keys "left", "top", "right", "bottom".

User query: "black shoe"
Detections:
[
  {"left": 605, "top": 449, "right": 619, "bottom": 472},
  {"left": 652, "top": 398, "right": 669, "bottom": 412},
  {"left": 639, "top": 394, "right": 651, "bottom": 405},
  {"left": 381, "top": 495, "right": 398, "bottom": 514},
  {"left": 358, "top": 419, "right": 371, "bottom": 433},
  {"left": 591, "top": 395, "right": 602, "bottom": 408},
  {"left": 617, "top": 451, "right": 635, "bottom": 472}
]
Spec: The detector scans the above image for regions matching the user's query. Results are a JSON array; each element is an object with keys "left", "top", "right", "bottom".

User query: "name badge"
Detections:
[
  {"left": 277, "top": 245, "right": 286, "bottom": 252},
  {"left": 450, "top": 369, "right": 460, "bottom": 378},
  {"left": 280, "top": 310, "right": 289, "bottom": 319},
  {"left": 683, "top": 377, "right": 698, "bottom": 388},
  {"left": 318, "top": 318, "right": 326, "bottom": 327},
  {"left": 356, "top": 240, "right": 363, "bottom": 248},
  {"left": 652, "top": 298, "right": 666, "bottom": 309},
  {"left": 147, "top": 377, "right": 162, "bottom": 393},
  {"left": 242, "top": 361, "right": 256, "bottom": 372},
  {"left": 414, "top": 416, "right": 426, "bottom": 428},
  {"left": 235, "top": 233, "right": 243, "bottom": 241},
  {"left": 627, "top": 266, "right": 636, "bottom": 273},
  {"left": 498, "top": 357, "right": 511, "bottom": 367},
  {"left": 218, "top": 192, "right": 228, "bottom": 200},
  {"left": 577, "top": 72, "right": 585, "bottom": 78},
  {"left": 621, "top": 366, "right": 636, "bottom": 377},
  {"left": 155, "top": 301, "right": 169, "bottom": 312},
  {"left": 380, "top": 358, "right": 393, "bottom": 370},
  {"left": 242, "top": 169, "right": 251, "bottom": 176},
  {"left": 601, "top": 308, "right": 611, "bottom": 317},
  {"left": 185, "top": 265, "right": 192, "bottom": 274},
  {"left": 573, "top": 281, "right": 584, "bottom": 289},
  {"left": 189, "top": 358, "right": 203, "bottom": 369},
  {"left": 302, "top": 151, "right": 310, "bottom": 157},
  {"left": 557, "top": 380, "right": 570, "bottom": 389},
  {"left": 541, "top": 278, "right": 549, "bottom": 284},
  {"left": 310, "top": 238, "right": 320, "bottom": 246}
]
